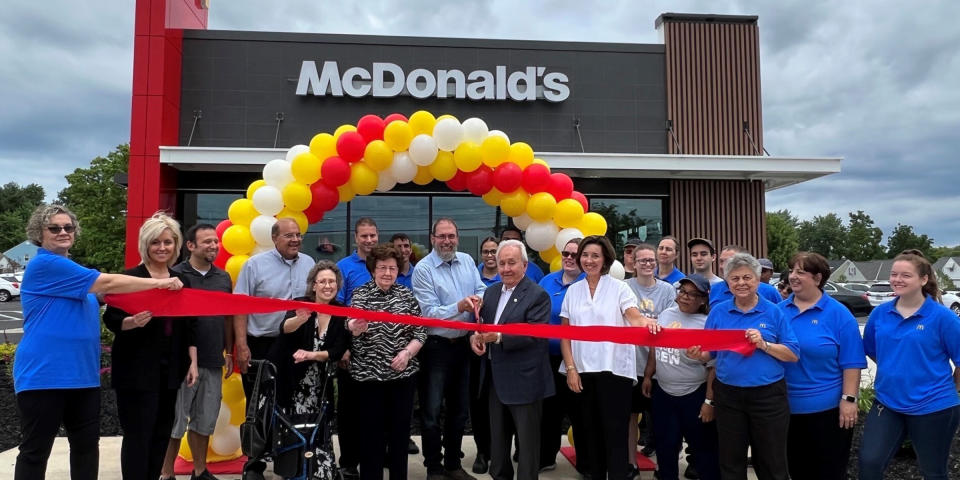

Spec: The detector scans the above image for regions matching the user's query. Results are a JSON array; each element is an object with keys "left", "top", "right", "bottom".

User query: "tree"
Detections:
[
  {"left": 797, "top": 213, "right": 848, "bottom": 259},
  {"left": 886, "top": 223, "right": 934, "bottom": 259},
  {"left": 766, "top": 210, "right": 799, "bottom": 271},
  {"left": 56, "top": 144, "right": 129, "bottom": 272},
  {"left": 843, "top": 210, "right": 885, "bottom": 260},
  {"left": 0, "top": 182, "right": 45, "bottom": 251}
]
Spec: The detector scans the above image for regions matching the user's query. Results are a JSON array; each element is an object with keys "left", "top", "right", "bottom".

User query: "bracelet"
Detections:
[
  {"left": 703, "top": 398, "right": 714, "bottom": 406},
  {"left": 762, "top": 341, "right": 771, "bottom": 352},
  {"left": 566, "top": 364, "right": 577, "bottom": 371}
]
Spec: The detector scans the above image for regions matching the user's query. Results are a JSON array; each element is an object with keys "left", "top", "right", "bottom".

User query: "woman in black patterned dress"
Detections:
[{"left": 346, "top": 243, "right": 427, "bottom": 480}]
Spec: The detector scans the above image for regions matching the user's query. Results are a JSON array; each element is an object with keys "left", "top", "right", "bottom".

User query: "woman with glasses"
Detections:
[
  {"left": 642, "top": 274, "right": 720, "bottom": 480},
  {"left": 14, "top": 205, "right": 183, "bottom": 480},
  {"left": 778, "top": 252, "right": 865, "bottom": 480},
  {"left": 560, "top": 235, "right": 660, "bottom": 480},
  {"left": 346, "top": 243, "right": 427, "bottom": 480},
  {"left": 477, "top": 236, "right": 501, "bottom": 287}
]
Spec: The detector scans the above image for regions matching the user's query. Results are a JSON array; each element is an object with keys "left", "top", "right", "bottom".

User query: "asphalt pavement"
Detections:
[{"left": 0, "top": 299, "right": 23, "bottom": 343}]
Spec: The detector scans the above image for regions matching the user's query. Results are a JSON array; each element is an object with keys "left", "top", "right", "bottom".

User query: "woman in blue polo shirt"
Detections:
[
  {"left": 477, "top": 236, "right": 501, "bottom": 287},
  {"left": 859, "top": 250, "right": 960, "bottom": 480},
  {"left": 686, "top": 252, "right": 799, "bottom": 480},
  {"left": 779, "top": 252, "right": 865, "bottom": 480}
]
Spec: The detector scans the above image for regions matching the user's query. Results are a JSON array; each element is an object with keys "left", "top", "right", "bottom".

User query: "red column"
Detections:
[{"left": 126, "top": 0, "right": 207, "bottom": 267}]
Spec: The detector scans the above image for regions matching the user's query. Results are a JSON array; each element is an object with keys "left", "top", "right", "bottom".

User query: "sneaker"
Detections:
[
  {"left": 472, "top": 454, "right": 489, "bottom": 474},
  {"left": 190, "top": 470, "right": 220, "bottom": 480},
  {"left": 445, "top": 467, "right": 478, "bottom": 480},
  {"left": 408, "top": 437, "right": 420, "bottom": 454},
  {"left": 539, "top": 462, "right": 557, "bottom": 473},
  {"left": 684, "top": 463, "right": 699, "bottom": 479},
  {"left": 640, "top": 445, "right": 656, "bottom": 457}
]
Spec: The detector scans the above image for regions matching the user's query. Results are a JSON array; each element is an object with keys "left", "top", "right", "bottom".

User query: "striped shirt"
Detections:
[{"left": 347, "top": 281, "right": 427, "bottom": 382}]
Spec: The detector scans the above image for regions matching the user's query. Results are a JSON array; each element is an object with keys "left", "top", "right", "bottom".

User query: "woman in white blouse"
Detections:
[{"left": 560, "top": 235, "right": 660, "bottom": 480}]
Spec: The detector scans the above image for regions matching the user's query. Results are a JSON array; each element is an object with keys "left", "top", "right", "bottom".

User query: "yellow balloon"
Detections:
[
  {"left": 429, "top": 151, "right": 457, "bottom": 181},
  {"left": 224, "top": 254, "right": 249, "bottom": 284},
  {"left": 412, "top": 165, "right": 434, "bottom": 185},
  {"left": 436, "top": 114, "right": 459, "bottom": 122},
  {"left": 408, "top": 110, "right": 436, "bottom": 136},
  {"left": 550, "top": 255, "right": 562, "bottom": 272},
  {"left": 499, "top": 189, "right": 529, "bottom": 217},
  {"left": 482, "top": 187, "right": 505, "bottom": 207},
  {"left": 277, "top": 208, "right": 309, "bottom": 233},
  {"left": 554, "top": 198, "right": 585, "bottom": 229},
  {"left": 290, "top": 152, "right": 322, "bottom": 184},
  {"left": 222, "top": 225, "right": 255, "bottom": 256},
  {"left": 222, "top": 372, "right": 246, "bottom": 424},
  {"left": 246, "top": 180, "right": 266, "bottom": 200},
  {"left": 281, "top": 182, "right": 312, "bottom": 212},
  {"left": 579, "top": 212, "right": 608, "bottom": 236},
  {"left": 526, "top": 192, "right": 557, "bottom": 222},
  {"left": 453, "top": 141, "right": 482, "bottom": 172},
  {"left": 383, "top": 121, "right": 414, "bottom": 151},
  {"left": 349, "top": 162, "right": 379, "bottom": 195},
  {"left": 227, "top": 198, "right": 258, "bottom": 227},
  {"left": 508, "top": 142, "right": 535, "bottom": 169},
  {"left": 338, "top": 184, "right": 355, "bottom": 202},
  {"left": 363, "top": 140, "right": 394, "bottom": 171},
  {"left": 540, "top": 246, "right": 560, "bottom": 263},
  {"left": 334, "top": 124, "right": 357, "bottom": 139},
  {"left": 309, "top": 133, "right": 337, "bottom": 160},
  {"left": 532, "top": 158, "right": 550, "bottom": 170},
  {"left": 481, "top": 136, "right": 510, "bottom": 168}
]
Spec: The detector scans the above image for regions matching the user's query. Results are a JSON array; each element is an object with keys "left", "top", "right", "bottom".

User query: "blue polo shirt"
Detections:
[
  {"left": 477, "top": 261, "right": 545, "bottom": 287},
  {"left": 779, "top": 293, "right": 867, "bottom": 414},
  {"left": 706, "top": 297, "right": 800, "bottom": 387},
  {"left": 397, "top": 267, "right": 413, "bottom": 290},
  {"left": 863, "top": 296, "right": 960, "bottom": 415},
  {"left": 336, "top": 251, "right": 371, "bottom": 305},
  {"left": 14, "top": 248, "right": 102, "bottom": 393},
  {"left": 655, "top": 266, "right": 685, "bottom": 284},
  {"left": 539, "top": 270, "right": 586, "bottom": 356},
  {"left": 710, "top": 281, "right": 782, "bottom": 307}
]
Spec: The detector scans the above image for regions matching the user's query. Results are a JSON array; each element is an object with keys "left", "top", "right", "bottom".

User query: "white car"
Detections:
[
  {"left": 0, "top": 276, "right": 20, "bottom": 302},
  {"left": 942, "top": 292, "right": 960, "bottom": 316},
  {"left": 865, "top": 282, "right": 895, "bottom": 307}
]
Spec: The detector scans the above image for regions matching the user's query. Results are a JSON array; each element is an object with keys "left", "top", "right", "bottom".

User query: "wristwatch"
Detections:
[
  {"left": 841, "top": 394, "right": 857, "bottom": 403},
  {"left": 703, "top": 398, "right": 714, "bottom": 406}
]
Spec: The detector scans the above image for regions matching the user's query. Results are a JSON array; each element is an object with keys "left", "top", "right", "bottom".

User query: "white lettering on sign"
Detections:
[{"left": 296, "top": 61, "right": 570, "bottom": 102}]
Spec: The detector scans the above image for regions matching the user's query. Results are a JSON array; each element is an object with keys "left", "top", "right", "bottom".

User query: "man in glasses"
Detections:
[
  {"left": 232, "top": 217, "right": 315, "bottom": 476},
  {"left": 337, "top": 217, "right": 380, "bottom": 305},
  {"left": 412, "top": 218, "right": 486, "bottom": 480}
]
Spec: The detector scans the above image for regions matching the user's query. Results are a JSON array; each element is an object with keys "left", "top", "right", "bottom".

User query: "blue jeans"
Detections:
[
  {"left": 859, "top": 402, "right": 960, "bottom": 480},
  {"left": 418, "top": 336, "right": 472, "bottom": 473}
]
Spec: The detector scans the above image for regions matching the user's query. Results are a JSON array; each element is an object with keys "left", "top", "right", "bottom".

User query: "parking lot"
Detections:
[{"left": 0, "top": 299, "right": 23, "bottom": 344}]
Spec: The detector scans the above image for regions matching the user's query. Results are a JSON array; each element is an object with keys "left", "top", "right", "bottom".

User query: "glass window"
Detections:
[
  {"left": 305, "top": 202, "right": 347, "bottom": 263},
  {"left": 432, "top": 195, "right": 501, "bottom": 263},
  {"left": 196, "top": 193, "right": 241, "bottom": 226},
  {"left": 349, "top": 195, "right": 431, "bottom": 261},
  {"left": 589, "top": 198, "right": 664, "bottom": 256}
]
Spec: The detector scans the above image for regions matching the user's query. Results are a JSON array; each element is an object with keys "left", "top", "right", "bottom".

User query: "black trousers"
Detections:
[
  {"left": 651, "top": 383, "right": 719, "bottom": 480},
  {"left": 713, "top": 379, "right": 790, "bottom": 480},
  {"left": 577, "top": 372, "right": 633, "bottom": 480},
  {"left": 787, "top": 408, "right": 853, "bottom": 480},
  {"left": 540, "top": 355, "right": 578, "bottom": 469},
  {"left": 15, "top": 387, "right": 100, "bottom": 480},
  {"left": 469, "top": 353, "right": 492, "bottom": 458},
  {"left": 418, "top": 336, "right": 472, "bottom": 473},
  {"left": 115, "top": 387, "right": 179, "bottom": 480},
  {"left": 336, "top": 367, "right": 361, "bottom": 469},
  {"left": 354, "top": 376, "right": 417, "bottom": 480},
  {"left": 240, "top": 334, "right": 276, "bottom": 405},
  {"left": 487, "top": 375, "right": 542, "bottom": 480}
]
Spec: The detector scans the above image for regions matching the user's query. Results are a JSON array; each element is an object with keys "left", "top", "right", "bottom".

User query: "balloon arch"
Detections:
[{"left": 214, "top": 110, "right": 609, "bottom": 282}]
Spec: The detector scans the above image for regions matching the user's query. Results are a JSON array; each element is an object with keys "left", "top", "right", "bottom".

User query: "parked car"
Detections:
[
  {"left": 866, "top": 282, "right": 896, "bottom": 307},
  {"left": 824, "top": 281, "right": 873, "bottom": 316},
  {"left": 0, "top": 276, "right": 20, "bottom": 302},
  {"left": 839, "top": 283, "right": 870, "bottom": 294},
  {"left": 941, "top": 291, "right": 960, "bottom": 316}
]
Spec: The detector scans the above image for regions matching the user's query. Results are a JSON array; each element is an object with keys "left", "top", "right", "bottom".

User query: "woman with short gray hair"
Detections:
[
  {"left": 14, "top": 205, "right": 183, "bottom": 480},
  {"left": 686, "top": 252, "right": 800, "bottom": 480}
]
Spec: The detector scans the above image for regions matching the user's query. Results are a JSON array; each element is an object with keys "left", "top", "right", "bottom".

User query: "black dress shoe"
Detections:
[
  {"left": 640, "top": 445, "right": 656, "bottom": 457},
  {"left": 626, "top": 464, "right": 639, "bottom": 479},
  {"left": 472, "top": 453, "right": 489, "bottom": 474},
  {"left": 408, "top": 438, "right": 420, "bottom": 454},
  {"left": 684, "top": 463, "right": 700, "bottom": 479}
]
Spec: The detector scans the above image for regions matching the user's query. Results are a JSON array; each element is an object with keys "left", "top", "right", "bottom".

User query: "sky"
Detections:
[{"left": 1, "top": 1, "right": 959, "bottom": 245}]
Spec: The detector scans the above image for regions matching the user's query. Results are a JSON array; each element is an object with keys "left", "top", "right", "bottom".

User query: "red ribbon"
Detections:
[{"left": 104, "top": 288, "right": 755, "bottom": 354}]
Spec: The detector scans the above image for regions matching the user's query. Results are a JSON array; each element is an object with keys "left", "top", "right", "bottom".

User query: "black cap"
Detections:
[
  {"left": 758, "top": 258, "right": 774, "bottom": 271},
  {"left": 625, "top": 237, "right": 642, "bottom": 247},
  {"left": 686, "top": 237, "right": 716, "bottom": 255},
  {"left": 678, "top": 273, "right": 711, "bottom": 295}
]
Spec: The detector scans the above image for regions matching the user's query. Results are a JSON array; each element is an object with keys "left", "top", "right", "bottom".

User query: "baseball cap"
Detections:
[
  {"left": 678, "top": 274, "right": 711, "bottom": 295},
  {"left": 686, "top": 237, "right": 716, "bottom": 255},
  {"left": 758, "top": 258, "right": 775, "bottom": 271},
  {"left": 625, "top": 237, "right": 642, "bottom": 247}
]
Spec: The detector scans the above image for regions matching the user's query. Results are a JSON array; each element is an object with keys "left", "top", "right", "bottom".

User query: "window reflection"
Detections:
[
  {"left": 432, "top": 196, "right": 500, "bottom": 262},
  {"left": 590, "top": 199, "right": 664, "bottom": 254},
  {"left": 306, "top": 202, "right": 347, "bottom": 263}
]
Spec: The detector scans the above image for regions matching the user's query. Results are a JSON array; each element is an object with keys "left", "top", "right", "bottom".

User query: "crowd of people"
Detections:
[{"left": 11, "top": 202, "right": 960, "bottom": 480}]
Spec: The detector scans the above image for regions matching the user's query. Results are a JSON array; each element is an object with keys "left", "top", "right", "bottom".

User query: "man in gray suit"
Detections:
[{"left": 470, "top": 239, "right": 555, "bottom": 480}]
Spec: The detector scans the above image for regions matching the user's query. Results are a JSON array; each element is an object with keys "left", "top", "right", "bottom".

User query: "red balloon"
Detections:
[
  {"left": 383, "top": 113, "right": 408, "bottom": 126},
  {"left": 547, "top": 173, "right": 574, "bottom": 200},
  {"left": 303, "top": 201, "right": 326, "bottom": 224},
  {"left": 492, "top": 162, "right": 522, "bottom": 193},
  {"left": 521, "top": 163, "right": 551, "bottom": 193},
  {"left": 213, "top": 248, "right": 230, "bottom": 269},
  {"left": 446, "top": 170, "right": 468, "bottom": 192},
  {"left": 336, "top": 131, "right": 367, "bottom": 163},
  {"left": 215, "top": 219, "right": 231, "bottom": 238},
  {"left": 571, "top": 191, "right": 589, "bottom": 211},
  {"left": 466, "top": 166, "right": 494, "bottom": 196},
  {"left": 310, "top": 181, "right": 341, "bottom": 211},
  {"left": 356, "top": 114, "right": 385, "bottom": 143},
  {"left": 320, "top": 156, "right": 351, "bottom": 187}
]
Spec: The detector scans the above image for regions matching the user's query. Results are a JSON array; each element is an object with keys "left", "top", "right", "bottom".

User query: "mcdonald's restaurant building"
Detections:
[{"left": 126, "top": 0, "right": 840, "bottom": 269}]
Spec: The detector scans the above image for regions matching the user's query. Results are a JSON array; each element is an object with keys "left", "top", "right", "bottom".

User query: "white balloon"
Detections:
[
  {"left": 525, "top": 221, "right": 559, "bottom": 252},
  {"left": 409, "top": 134, "right": 439, "bottom": 166},
  {"left": 389, "top": 152, "right": 418, "bottom": 183},
  {"left": 609, "top": 260, "right": 626, "bottom": 280},
  {"left": 284, "top": 144, "right": 310, "bottom": 163},
  {"left": 252, "top": 185, "right": 284, "bottom": 216},
  {"left": 252, "top": 245, "right": 272, "bottom": 255},
  {"left": 488, "top": 129, "right": 510, "bottom": 143},
  {"left": 210, "top": 425, "right": 241, "bottom": 456},
  {"left": 554, "top": 227, "right": 585, "bottom": 253},
  {"left": 263, "top": 159, "right": 294, "bottom": 188},
  {"left": 512, "top": 213, "right": 533, "bottom": 231},
  {"left": 376, "top": 171, "right": 398, "bottom": 192},
  {"left": 215, "top": 401, "right": 231, "bottom": 431},
  {"left": 250, "top": 215, "right": 278, "bottom": 247},
  {"left": 432, "top": 117, "right": 464, "bottom": 151},
  {"left": 461, "top": 118, "right": 489, "bottom": 144}
]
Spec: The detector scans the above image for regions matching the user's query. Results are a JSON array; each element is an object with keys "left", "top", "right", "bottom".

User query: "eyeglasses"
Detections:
[
  {"left": 676, "top": 287, "right": 706, "bottom": 298},
  {"left": 635, "top": 258, "right": 656, "bottom": 265},
  {"left": 561, "top": 251, "right": 577, "bottom": 258},
  {"left": 281, "top": 232, "right": 302, "bottom": 239},
  {"left": 46, "top": 224, "right": 76, "bottom": 234},
  {"left": 375, "top": 265, "right": 398, "bottom": 273},
  {"left": 481, "top": 249, "right": 498, "bottom": 256},
  {"left": 433, "top": 234, "right": 457, "bottom": 241}
]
